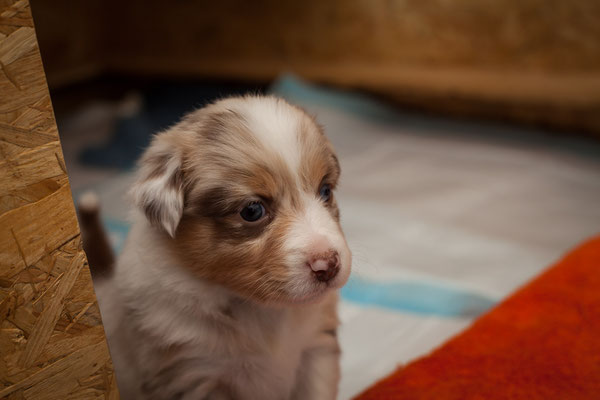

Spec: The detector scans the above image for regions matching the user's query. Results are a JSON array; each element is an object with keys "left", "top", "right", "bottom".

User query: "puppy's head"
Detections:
[{"left": 131, "top": 96, "right": 351, "bottom": 304}]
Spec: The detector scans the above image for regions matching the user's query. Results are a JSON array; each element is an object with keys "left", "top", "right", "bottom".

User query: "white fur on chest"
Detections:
[{"left": 97, "top": 219, "right": 338, "bottom": 400}]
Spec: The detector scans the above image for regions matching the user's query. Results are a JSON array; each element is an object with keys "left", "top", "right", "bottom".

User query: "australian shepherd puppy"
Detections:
[{"left": 92, "top": 96, "right": 352, "bottom": 399}]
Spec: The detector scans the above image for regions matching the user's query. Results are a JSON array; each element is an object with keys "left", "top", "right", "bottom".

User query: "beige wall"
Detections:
[{"left": 31, "top": 0, "right": 600, "bottom": 134}]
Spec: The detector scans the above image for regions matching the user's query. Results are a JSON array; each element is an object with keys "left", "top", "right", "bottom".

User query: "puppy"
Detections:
[{"left": 93, "top": 95, "right": 352, "bottom": 400}]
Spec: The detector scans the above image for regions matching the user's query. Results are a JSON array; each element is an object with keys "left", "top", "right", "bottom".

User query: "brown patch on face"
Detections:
[
  {"left": 296, "top": 118, "right": 342, "bottom": 221},
  {"left": 174, "top": 208, "right": 298, "bottom": 303},
  {"left": 165, "top": 102, "right": 302, "bottom": 302},
  {"left": 176, "top": 145, "right": 308, "bottom": 303},
  {"left": 298, "top": 120, "right": 340, "bottom": 187},
  {"left": 186, "top": 159, "right": 294, "bottom": 240}
]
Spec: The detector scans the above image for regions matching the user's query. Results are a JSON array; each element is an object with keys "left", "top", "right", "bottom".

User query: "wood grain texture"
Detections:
[{"left": 0, "top": 1, "right": 119, "bottom": 398}]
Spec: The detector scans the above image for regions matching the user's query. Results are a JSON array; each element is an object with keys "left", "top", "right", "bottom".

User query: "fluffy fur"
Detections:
[{"left": 95, "top": 96, "right": 352, "bottom": 399}]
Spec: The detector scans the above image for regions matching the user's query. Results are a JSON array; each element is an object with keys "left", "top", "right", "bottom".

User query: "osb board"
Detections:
[
  {"left": 31, "top": 0, "right": 600, "bottom": 135},
  {"left": 0, "top": 1, "right": 119, "bottom": 399}
]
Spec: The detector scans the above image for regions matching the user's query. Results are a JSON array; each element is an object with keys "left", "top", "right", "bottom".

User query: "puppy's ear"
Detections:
[{"left": 131, "top": 134, "right": 185, "bottom": 237}]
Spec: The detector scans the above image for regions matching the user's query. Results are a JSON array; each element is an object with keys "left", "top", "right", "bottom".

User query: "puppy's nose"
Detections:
[{"left": 309, "top": 252, "right": 340, "bottom": 282}]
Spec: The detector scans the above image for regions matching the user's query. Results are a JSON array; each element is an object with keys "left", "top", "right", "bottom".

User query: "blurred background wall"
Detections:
[{"left": 31, "top": 0, "right": 600, "bottom": 135}]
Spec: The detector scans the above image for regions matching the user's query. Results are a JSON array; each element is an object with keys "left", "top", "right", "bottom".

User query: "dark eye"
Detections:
[
  {"left": 319, "top": 183, "right": 332, "bottom": 202},
  {"left": 240, "top": 202, "right": 265, "bottom": 222}
]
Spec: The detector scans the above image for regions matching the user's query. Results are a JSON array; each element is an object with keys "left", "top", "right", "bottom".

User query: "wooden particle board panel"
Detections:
[{"left": 0, "top": 1, "right": 119, "bottom": 398}]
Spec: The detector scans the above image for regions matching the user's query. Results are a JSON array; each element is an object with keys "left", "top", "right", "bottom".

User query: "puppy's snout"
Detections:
[{"left": 308, "top": 252, "right": 340, "bottom": 282}]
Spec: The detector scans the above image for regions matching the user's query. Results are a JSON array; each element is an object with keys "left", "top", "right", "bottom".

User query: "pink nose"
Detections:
[{"left": 308, "top": 251, "right": 340, "bottom": 282}]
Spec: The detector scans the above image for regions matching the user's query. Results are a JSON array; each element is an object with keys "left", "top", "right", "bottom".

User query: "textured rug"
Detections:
[{"left": 355, "top": 236, "right": 600, "bottom": 399}]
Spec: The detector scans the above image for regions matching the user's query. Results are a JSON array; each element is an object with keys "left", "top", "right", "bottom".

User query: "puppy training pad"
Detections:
[
  {"left": 355, "top": 236, "right": 600, "bottom": 399},
  {"left": 63, "top": 74, "right": 600, "bottom": 398}
]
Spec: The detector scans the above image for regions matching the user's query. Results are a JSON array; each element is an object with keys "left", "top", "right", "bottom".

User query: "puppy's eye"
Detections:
[
  {"left": 319, "top": 183, "right": 332, "bottom": 202},
  {"left": 240, "top": 202, "right": 265, "bottom": 222}
]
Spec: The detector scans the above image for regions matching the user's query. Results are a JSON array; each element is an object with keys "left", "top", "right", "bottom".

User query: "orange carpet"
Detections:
[{"left": 355, "top": 236, "right": 600, "bottom": 400}]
